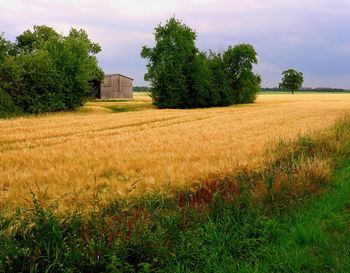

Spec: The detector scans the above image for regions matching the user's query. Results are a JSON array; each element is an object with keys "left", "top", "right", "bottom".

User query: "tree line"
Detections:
[
  {"left": 1, "top": 18, "right": 312, "bottom": 118},
  {"left": 133, "top": 86, "right": 151, "bottom": 92},
  {"left": 0, "top": 26, "right": 103, "bottom": 117},
  {"left": 141, "top": 17, "right": 261, "bottom": 108},
  {"left": 262, "top": 87, "right": 349, "bottom": 93}
]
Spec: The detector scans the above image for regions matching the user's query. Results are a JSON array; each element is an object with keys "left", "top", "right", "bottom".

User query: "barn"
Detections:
[{"left": 99, "top": 74, "right": 133, "bottom": 99}]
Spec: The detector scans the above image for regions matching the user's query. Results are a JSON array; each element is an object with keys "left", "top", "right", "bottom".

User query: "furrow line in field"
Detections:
[
  {"left": 0, "top": 111, "right": 230, "bottom": 152},
  {"left": 0, "top": 115, "right": 187, "bottom": 146}
]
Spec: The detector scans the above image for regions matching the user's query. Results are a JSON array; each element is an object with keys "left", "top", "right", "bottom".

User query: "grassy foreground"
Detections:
[{"left": 1, "top": 117, "right": 350, "bottom": 272}]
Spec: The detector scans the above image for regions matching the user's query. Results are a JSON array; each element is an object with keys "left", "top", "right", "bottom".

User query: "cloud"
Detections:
[{"left": 0, "top": 0, "right": 349, "bottom": 87}]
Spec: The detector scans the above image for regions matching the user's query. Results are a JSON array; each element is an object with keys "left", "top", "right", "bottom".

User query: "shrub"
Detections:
[
  {"left": 2, "top": 52, "right": 65, "bottom": 113},
  {"left": 0, "top": 26, "right": 103, "bottom": 114},
  {"left": 0, "top": 88, "right": 21, "bottom": 118}
]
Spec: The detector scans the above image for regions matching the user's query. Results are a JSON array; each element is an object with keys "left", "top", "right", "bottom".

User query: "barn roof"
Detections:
[{"left": 105, "top": 73, "right": 134, "bottom": 81}]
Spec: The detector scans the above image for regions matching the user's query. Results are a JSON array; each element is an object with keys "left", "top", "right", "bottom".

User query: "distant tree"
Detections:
[
  {"left": 133, "top": 86, "right": 150, "bottom": 92},
  {"left": 279, "top": 69, "right": 304, "bottom": 94}
]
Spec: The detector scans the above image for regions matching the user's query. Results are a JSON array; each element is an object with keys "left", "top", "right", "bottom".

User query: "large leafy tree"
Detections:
[
  {"left": 279, "top": 69, "right": 304, "bottom": 94},
  {"left": 0, "top": 26, "right": 103, "bottom": 114},
  {"left": 141, "top": 17, "right": 209, "bottom": 108},
  {"left": 142, "top": 18, "right": 261, "bottom": 108},
  {"left": 222, "top": 44, "right": 261, "bottom": 104}
]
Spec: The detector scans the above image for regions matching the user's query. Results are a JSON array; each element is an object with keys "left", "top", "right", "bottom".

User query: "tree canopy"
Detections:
[
  {"left": 141, "top": 17, "right": 209, "bottom": 108},
  {"left": 0, "top": 25, "right": 103, "bottom": 114},
  {"left": 141, "top": 17, "right": 260, "bottom": 108},
  {"left": 222, "top": 44, "right": 261, "bottom": 104},
  {"left": 279, "top": 69, "right": 304, "bottom": 94}
]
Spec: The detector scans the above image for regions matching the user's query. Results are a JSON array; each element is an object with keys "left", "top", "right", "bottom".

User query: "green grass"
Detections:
[
  {"left": 104, "top": 103, "right": 154, "bottom": 113},
  {"left": 1, "top": 118, "right": 350, "bottom": 272},
  {"left": 158, "top": 161, "right": 350, "bottom": 272},
  {"left": 256, "top": 161, "right": 350, "bottom": 272}
]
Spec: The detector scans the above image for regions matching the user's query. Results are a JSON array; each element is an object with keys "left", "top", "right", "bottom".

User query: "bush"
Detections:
[
  {"left": 0, "top": 88, "right": 21, "bottom": 118},
  {"left": 0, "top": 26, "right": 103, "bottom": 114},
  {"left": 2, "top": 52, "right": 65, "bottom": 113}
]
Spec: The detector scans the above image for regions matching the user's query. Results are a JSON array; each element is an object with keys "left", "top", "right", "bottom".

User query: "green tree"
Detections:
[
  {"left": 16, "top": 25, "right": 60, "bottom": 54},
  {"left": 0, "top": 87, "right": 21, "bottom": 118},
  {"left": 142, "top": 18, "right": 261, "bottom": 108},
  {"left": 0, "top": 35, "right": 8, "bottom": 61},
  {"left": 54, "top": 28, "right": 104, "bottom": 109},
  {"left": 279, "top": 69, "right": 304, "bottom": 94},
  {"left": 207, "top": 51, "right": 231, "bottom": 106},
  {"left": 223, "top": 44, "right": 261, "bottom": 103},
  {"left": 0, "top": 26, "right": 103, "bottom": 114},
  {"left": 141, "top": 17, "right": 209, "bottom": 108}
]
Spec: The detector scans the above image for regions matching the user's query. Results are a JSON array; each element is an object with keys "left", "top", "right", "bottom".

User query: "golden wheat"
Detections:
[{"left": 1, "top": 93, "right": 350, "bottom": 210}]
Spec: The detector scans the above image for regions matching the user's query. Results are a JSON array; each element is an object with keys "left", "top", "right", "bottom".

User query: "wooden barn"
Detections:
[{"left": 99, "top": 74, "right": 133, "bottom": 99}]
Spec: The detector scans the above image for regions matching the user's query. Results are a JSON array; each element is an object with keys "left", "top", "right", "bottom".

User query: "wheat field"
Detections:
[{"left": 1, "top": 93, "right": 350, "bottom": 210}]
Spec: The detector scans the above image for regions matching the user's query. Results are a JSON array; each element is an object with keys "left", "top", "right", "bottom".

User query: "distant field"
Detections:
[{"left": 1, "top": 93, "right": 350, "bottom": 210}]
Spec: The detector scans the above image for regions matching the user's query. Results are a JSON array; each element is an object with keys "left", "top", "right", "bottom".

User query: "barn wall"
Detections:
[
  {"left": 100, "top": 74, "right": 133, "bottom": 99},
  {"left": 118, "top": 76, "right": 133, "bottom": 98}
]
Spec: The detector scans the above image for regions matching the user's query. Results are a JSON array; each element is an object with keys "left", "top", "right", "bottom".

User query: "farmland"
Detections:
[{"left": 1, "top": 93, "right": 350, "bottom": 211}]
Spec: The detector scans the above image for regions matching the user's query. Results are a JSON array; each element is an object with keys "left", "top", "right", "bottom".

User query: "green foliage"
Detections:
[
  {"left": 141, "top": 18, "right": 260, "bottom": 108},
  {"left": 206, "top": 52, "right": 230, "bottom": 105},
  {"left": 279, "top": 69, "right": 304, "bottom": 94},
  {"left": 0, "top": 35, "right": 20, "bottom": 118},
  {"left": 0, "top": 36, "right": 8, "bottom": 61},
  {"left": 0, "top": 88, "right": 21, "bottom": 118},
  {"left": 222, "top": 44, "right": 261, "bottom": 103},
  {"left": 3, "top": 51, "right": 65, "bottom": 113},
  {"left": 141, "top": 17, "right": 207, "bottom": 108},
  {"left": 133, "top": 86, "right": 150, "bottom": 92},
  {"left": 16, "top": 25, "right": 60, "bottom": 54},
  {"left": 0, "top": 34, "right": 15, "bottom": 61},
  {"left": 261, "top": 87, "right": 350, "bottom": 93},
  {"left": 0, "top": 26, "right": 103, "bottom": 115}
]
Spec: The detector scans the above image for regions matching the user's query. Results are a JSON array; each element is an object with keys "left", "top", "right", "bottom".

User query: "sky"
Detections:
[{"left": 1, "top": 0, "right": 350, "bottom": 88}]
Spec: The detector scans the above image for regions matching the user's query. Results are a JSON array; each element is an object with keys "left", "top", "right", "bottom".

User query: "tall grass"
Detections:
[{"left": 1, "top": 116, "right": 350, "bottom": 272}]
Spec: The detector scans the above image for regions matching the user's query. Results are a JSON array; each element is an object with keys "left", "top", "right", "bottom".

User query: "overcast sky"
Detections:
[{"left": 1, "top": 0, "right": 350, "bottom": 88}]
